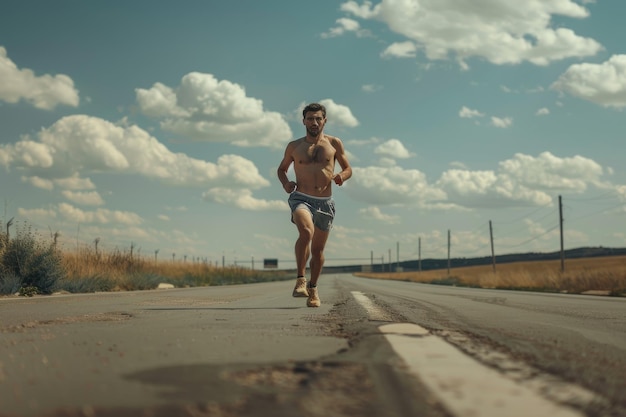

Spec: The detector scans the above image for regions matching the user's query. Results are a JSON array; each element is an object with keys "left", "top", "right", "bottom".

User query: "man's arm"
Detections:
[
  {"left": 277, "top": 142, "right": 297, "bottom": 193},
  {"left": 332, "top": 137, "right": 352, "bottom": 186}
]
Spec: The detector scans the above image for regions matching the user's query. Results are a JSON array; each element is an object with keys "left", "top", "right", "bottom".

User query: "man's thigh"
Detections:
[{"left": 292, "top": 206, "right": 314, "bottom": 230}]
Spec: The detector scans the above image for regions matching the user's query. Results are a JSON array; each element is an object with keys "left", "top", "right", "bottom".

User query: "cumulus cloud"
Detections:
[
  {"left": 136, "top": 72, "right": 292, "bottom": 148},
  {"left": 22, "top": 176, "right": 54, "bottom": 190},
  {"left": 321, "top": 18, "right": 371, "bottom": 38},
  {"left": 61, "top": 190, "right": 105, "bottom": 206},
  {"left": 436, "top": 152, "right": 606, "bottom": 207},
  {"left": 0, "top": 46, "right": 79, "bottom": 110},
  {"left": 296, "top": 99, "right": 359, "bottom": 128},
  {"left": 54, "top": 175, "right": 96, "bottom": 190},
  {"left": 491, "top": 116, "right": 513, "bottom": 128},
  {"left": 551, "top": 54, "right": 626, "bottom": 108},
  {"left": 362, "top": 84, "right": 383, "bottom": 93},
  {"left": 345, "top": 165, "right": 446, "bottom": 205},
  {"left": 359, "top": 206, "right": 401, "bottom": 224},
  {"left": 347, "top": 137, "right": 380, "bottom": 146},
  {"left": 536, "top": 107, "right": 550, "bottom": 116},
  {"left": 437, "top": 168, "right": 551, "bottom": 206},
  {"left": 378, "top": 157, "right": 397, "bottom": 167},
  {"left": 499, "top": 152, "right": 604, "bottom": 190},
  {"left": 374, "top": 139, "right": 414, "bottom": 159},
  {"left": 57, "top": 203, "right": 143, "bottom": 225},
  {"left": 21, "top": 173, "right": 98, "bottom": 192},
  {"left": 459, "top": 106, "right": 511, "bottom": 128},
  {"left": 336, "top": 0, "right": 602, "bottom": 67},
  {"left": 381, "top": 41, "right": 417, "bottom": 59},
  {"left": 459, "top": 106, "right": 484, "bottom": 118},
  {"left": 347, "top": 151, "right": 610, "bottom": 210},
  {"left": 0, "top": 115, "right": 270, "bottom": 190},
  {"left": 321, "top": 99, "right": 359, "bottom": 127},
  {"left": 449, "top": 161, "right": 468, "bottom": 170},
  {"left": 17, "top": 207, "right": 57, "bottom": 223},
  {"left": 202, "top": 188, "right": 287, "bottom": 211}
]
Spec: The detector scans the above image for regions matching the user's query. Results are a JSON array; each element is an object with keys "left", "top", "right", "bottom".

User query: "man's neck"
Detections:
[{"left": 305, "top": 133, "right": 323, "bottom": 144}]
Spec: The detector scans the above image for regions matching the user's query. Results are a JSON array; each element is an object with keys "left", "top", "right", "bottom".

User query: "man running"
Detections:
[{"left": 277, "top": 102, "right": 352, "bottom": 307}]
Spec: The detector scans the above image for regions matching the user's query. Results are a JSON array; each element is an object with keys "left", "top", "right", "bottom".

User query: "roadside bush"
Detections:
[
  {"left": 116, "top": 272, "right": 166, "bottom": 291},
  {"left": 0, "top": 225, "right": 65, "bottom": 295},
  {"left": 56, "top": 274, "right": 116, "bottom": 293},
  {"left": 0, "top": 271, "right": 22, "bottom": 295}
]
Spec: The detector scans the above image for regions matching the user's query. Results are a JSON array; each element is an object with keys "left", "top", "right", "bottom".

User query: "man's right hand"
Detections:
[{"left": 283, "top": 181, "right": 297, "bottom": 193}]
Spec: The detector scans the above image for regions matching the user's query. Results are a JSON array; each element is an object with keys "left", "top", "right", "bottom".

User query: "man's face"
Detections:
[{"left": 303, "top": 110, "right": 326, "bottom": 136}]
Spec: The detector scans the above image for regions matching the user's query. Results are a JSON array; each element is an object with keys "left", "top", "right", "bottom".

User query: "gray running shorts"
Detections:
[{"left": 288, "top": 191, "right": 335, "bottom": 232}]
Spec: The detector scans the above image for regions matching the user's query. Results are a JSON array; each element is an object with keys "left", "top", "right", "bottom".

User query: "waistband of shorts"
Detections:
[{"left": 291, "top": 191, "right": 332, "bottom": 201}]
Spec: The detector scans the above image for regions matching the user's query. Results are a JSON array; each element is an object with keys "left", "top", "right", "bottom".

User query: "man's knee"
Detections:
[{"left": 297, "top": 224, "right": 314, "bottom": 240}]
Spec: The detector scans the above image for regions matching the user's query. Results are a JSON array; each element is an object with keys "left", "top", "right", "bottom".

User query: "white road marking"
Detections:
[
  {"left": 351, "top": 291, "right": 586, "bottom": 417},
  {"left": 380, "top": 323, "right": 585, "bottom": 417},
  {"left": 351, "top": 291, "right": 393, "bottom": 321}
]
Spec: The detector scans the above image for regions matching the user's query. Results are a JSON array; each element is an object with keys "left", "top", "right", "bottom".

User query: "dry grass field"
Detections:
[
  {"left": 56, "top": 247, "right": 290, "bottom": 293},
  {"left": 62, "top": 248, "right": 218, "bottom": 287},
  {"left": 355, "top": 255, "right": 626, "bottom": 296},
  {"left": 1, "top": 221, "right": 623, "bottom": 296}
]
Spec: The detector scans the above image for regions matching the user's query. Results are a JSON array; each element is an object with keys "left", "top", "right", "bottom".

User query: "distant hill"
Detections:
[{"left": 324, "top": 246, "right": 626, "bottom": 274}]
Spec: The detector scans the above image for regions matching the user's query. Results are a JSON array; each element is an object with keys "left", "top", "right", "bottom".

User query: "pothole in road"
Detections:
[
  {"left": 223, "top": 361, "right": 377, "bottom": 416},
  {"left": 44, "top": 361, "right": 386, "bottom": 417}
]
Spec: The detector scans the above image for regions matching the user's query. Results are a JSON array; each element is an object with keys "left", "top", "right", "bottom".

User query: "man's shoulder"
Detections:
[
  {"left": 290, "top": 136, "right": 306, "bottom": 145},
  {"left": 286, "top": 137, "right": 306, "bottom": 149},
  {"left": 324, "top": 135, "right": 343, "bottom": 148}
]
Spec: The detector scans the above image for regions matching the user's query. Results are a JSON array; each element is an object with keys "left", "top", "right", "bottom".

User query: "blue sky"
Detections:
[{"left": 1, "top": 0, "right": 625, "bottom": 268}]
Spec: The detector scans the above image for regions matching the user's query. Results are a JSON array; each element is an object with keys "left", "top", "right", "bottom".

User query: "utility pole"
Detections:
[
  {"left": 396, "top": 241, "right": 400, "bottom": 271},
  {"left": 489, "top": 220, "right": 496, "bottom": 273},
  {"left": 559, "top": 195, "right": 565, "bottom": 272},
  {"left": 447, "top": 229, "right": 451, "bottom": 277},
  {"left": 418, "top": 237, "right": 422, "bottom": 272}
]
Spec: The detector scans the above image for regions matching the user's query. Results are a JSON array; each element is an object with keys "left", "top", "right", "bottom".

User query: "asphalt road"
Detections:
[{"left": 1, "top": 274, "right": 625, "bottom": 417}]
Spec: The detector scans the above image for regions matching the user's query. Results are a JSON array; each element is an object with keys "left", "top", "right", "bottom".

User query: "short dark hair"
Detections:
[{"left": 302, "top": 103, "right": 326, "bottom": 118}]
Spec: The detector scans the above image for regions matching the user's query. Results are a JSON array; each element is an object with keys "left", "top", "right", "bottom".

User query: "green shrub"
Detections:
[
  {"left": 0, "top": 225, "right": 65, "bottom": 295},
  {"left": 0, "top": 271, "right": 22, "bottom": 295},
  {"left": 116, "top": 272, "right": 166, "bottom": 291},
  {"left": 19, "top": 285, "right": 39, "bottom": 297},
  {"left": 56, "top": 274, "right": 116, "bottom": 293}
]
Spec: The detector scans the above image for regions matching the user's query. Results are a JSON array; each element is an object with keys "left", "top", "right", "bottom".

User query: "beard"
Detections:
[{"left": 306, "top": 126, "right": 320, "bottom": 136}]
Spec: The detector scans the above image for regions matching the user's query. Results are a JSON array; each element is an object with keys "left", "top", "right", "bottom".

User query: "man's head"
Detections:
[
  {"left": 302, "top": 103, "right": 327, "bottom": 137},
  {"left": 302, "top": 103, "right": 326, "bottom": 119}
]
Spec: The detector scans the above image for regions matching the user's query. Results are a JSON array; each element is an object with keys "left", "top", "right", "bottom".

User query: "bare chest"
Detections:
[{"left": 295, "top": 141, "right": 336, "bottom": 165}]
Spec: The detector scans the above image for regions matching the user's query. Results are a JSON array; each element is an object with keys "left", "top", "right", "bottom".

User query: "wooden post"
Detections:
[
  {"left": 418, "top": 237, "right": 422, "bottom": 272},
  {"left": 559, "top": 195, "right": 565, "bottom": 272},
  {"left": 396, "top": 241, "right": 400, "bottom": 271},
  {"left": 447, "top": 229, "right": 451, "bottom": 277},
  {"left": 489, "top": 220, "right": 496, "bottom": 273}
]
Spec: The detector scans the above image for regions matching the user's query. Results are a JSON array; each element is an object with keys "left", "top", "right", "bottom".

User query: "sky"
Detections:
[{"left": 1, "top": 0, "right": 626, "bottom": 269}]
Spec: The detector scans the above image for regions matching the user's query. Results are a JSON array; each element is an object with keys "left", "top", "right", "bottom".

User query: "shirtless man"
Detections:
[{"left": 277, "top": 103, "right": 352, "bottom": 307}]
